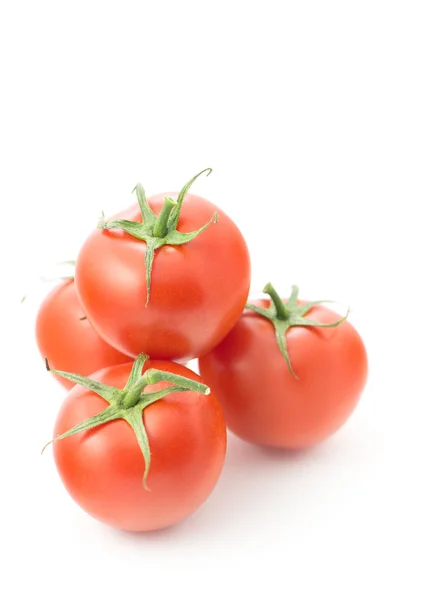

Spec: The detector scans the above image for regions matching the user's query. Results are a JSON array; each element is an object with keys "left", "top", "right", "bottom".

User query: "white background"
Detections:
[{"left": 1, "top": 1, "right": 427, "bottom": 598}]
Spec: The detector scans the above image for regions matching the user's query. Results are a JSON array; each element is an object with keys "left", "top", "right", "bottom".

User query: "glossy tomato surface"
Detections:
[
  {"left": 75, "top": 192, "right": 251, "bottom": 361},
  {"left": 199, "top": 299, "right": 368, "bottom": 448},
  {"left": 36, "top": 280, "right": 130, "bottom": 389},
  {"left": 53, "top": 360, "right": 226, "bottom": 531}
]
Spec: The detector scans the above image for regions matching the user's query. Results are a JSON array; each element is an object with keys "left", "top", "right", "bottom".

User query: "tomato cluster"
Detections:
[{"left": 37, "top": 169, "right": 368, "bottom": 532}]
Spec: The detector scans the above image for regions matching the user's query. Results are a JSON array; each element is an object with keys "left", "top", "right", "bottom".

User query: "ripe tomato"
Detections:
[
  {"left": 36, "top": 279, "right": 130, "bottom": 389},
  {"left": 75, "top": 170, "right": 250, "bottom": 361},
  {"left": 199, "top": 284, "right": 368, "bottom": 449},
  {"left": 51, "top": 357, "right": 226, "bottom": 531}
]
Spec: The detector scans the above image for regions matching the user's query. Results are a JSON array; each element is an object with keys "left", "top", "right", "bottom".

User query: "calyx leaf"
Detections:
[
  {"left": 97, "top": 168, "right": 217, "bottom": 305},
  {"left": 43, "top": 354, "right": 210, "bottom": 489},
  {"left": 245, "top": 283, "right": 349, "bottom": 378},
  {"left": 21, "top": 260, "right": 76, "bottom": 303}
]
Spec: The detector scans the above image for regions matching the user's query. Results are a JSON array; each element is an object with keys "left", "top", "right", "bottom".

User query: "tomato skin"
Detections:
[
  {"left": 36, "top": 280, "right": 130, "bottom": 389},
  {"left": 53, "top": 360, "right": 226, "bottom": 531},
  {"left": 75, "top": 192, "right": 251, "bottom": 361},
  {"left": 198, "top": 299, "right": 368, "bottom": 448}
]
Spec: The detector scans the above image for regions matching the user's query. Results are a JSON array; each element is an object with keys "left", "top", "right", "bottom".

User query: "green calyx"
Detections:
[
  {"left": 21, "top": 260, "right": 76, "bottom": 304},
  {"left": 97, "top": 168, "right": 218, "bottom": 306},
  {"left": 40, "top": 260, "right": 76, "bottom": 283},
  {"left": 42, "top": 354, "right": 210, "bottom": 489},
  {"left": 246, "top": 283, "right": 349, "bottom": 378}
]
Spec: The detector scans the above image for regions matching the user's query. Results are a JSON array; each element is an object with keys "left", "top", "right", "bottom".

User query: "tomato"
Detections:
[
  {"left": 51, "top": 356, "right": 226, "bottom": 531},
  {"left": 36, "top": 279, "right": 130, "bottom": 389},
  {"left": 199, "top": 284, "right": 368, "bottom": 448},
  {"left": 75, "top": 170, "right": 250, "bottom": 361}
]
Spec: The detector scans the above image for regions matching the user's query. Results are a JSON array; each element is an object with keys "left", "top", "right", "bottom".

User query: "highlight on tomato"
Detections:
[
  {"left": 43, "top": 354, "right": 226, "bottom": 531},
  {"left": 199, "top": 282, "right": 368, "bottom": 449},
  {"left": 35, "top": 265, "right": 130, "bottom": 389},
  {"left": 75, "top": 169, "right": 251, "bottom": 362}
]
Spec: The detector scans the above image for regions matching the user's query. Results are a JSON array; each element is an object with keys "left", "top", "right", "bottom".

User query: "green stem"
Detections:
[
  {"left": 122, "top": 376, "right": 148, "bottom": 409},
  {"left": 153, "top": 197, "right": 177, "bottom": 238},
  {"left": 168, "top": 168, "right": 212, "bottom": 230},
  {"left": 120, "top": 368, "right": 210, "bottom": 409},
  {"left": 246, "top": 283, "right": 349, "bottom": 376},
  {"left": 144, "top": 368, "right": 210, "bottom": 395},
  {"left": 134, "top": 183, "right": 156, "bottom": 226},
  {"left": 263, "top": 282, "right": 290, "bottom": 320},
  {"left": 98, "top": 169, "right": 216, "bottom": 306},
  {"left": 43, "top": 354, "right": 211, "bottom": 488}
]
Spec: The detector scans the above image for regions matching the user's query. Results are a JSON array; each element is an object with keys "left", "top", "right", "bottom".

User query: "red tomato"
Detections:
[
  {"left": 36, "top": 280, "right": 130, "bottom": 389},
  {"left": 75, "top": 175, "right": 250, "bottom": 361},
  {"left": 199, "top": 291, "right": 368, "bottom": 449},
  {"left": 53, "top": 359, "right": 226, "bottom": 531}
]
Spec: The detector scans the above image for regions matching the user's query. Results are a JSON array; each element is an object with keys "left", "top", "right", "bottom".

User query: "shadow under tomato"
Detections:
[{"left": 103, "top": 432, "right": 345, "bottom": 544}]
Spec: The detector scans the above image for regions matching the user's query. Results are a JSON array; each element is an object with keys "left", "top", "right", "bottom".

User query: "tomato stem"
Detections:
[
  {"left": 122, "top": 376, "right": 149, "bottom": 409},
  {"left": 246, "top": 284, "right": 350, "bottom": 377},
  {"left": 97, "top": 169, "right": 216, "bottom": 305},
  {"left": 153, "top": 197, "right": 177, "bottom": 238},
  {"left": 168, "top": 168, "right": 212, "bottom": 230},
  {"left": 43, "top": 353, "right": 211, "bottom": 489},
  {"left": 121, "top": 369, "right": 210, "bottom": 409},
  {"left": 263, "top": 282, "right": 290, "bottom": 320},
  {"left": 144, "top": 368, "right": 210, "bottom": 395}
]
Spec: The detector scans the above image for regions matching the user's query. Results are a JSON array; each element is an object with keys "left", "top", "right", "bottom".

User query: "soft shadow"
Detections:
[{"left": 104, "top": 433, "right": 342, "bottom": 545}]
